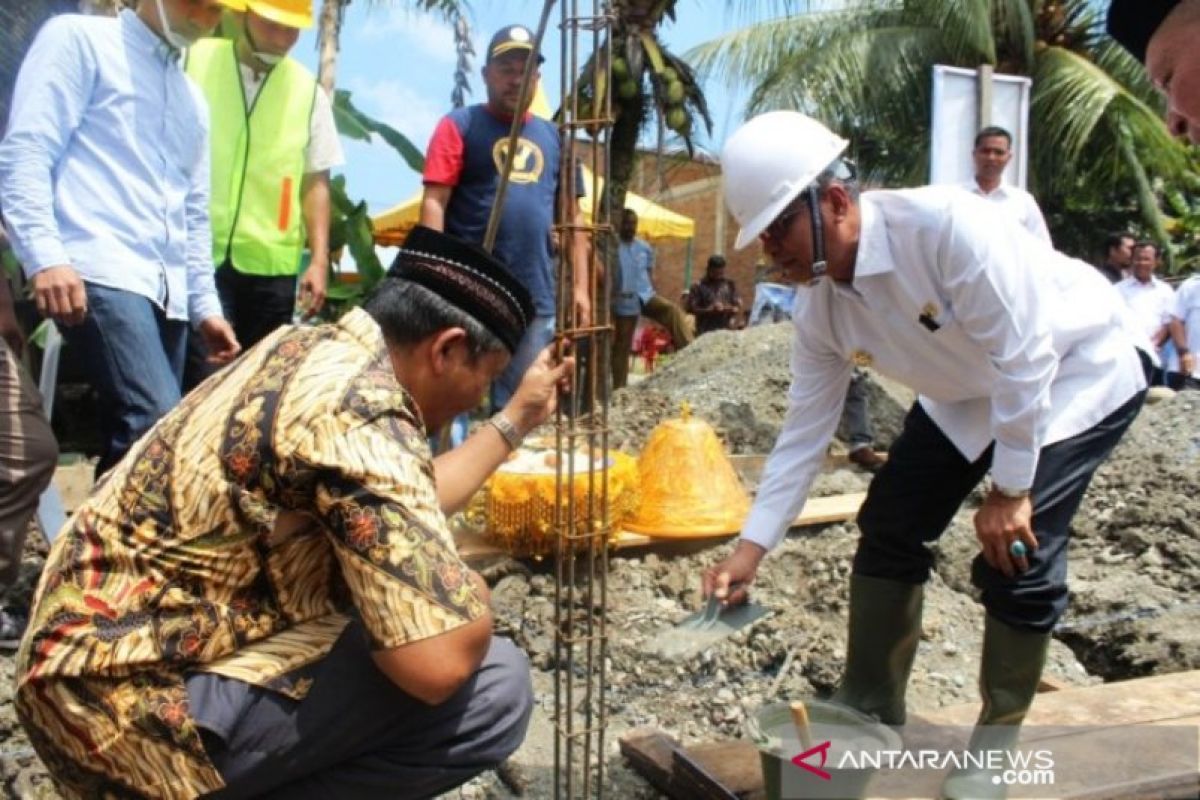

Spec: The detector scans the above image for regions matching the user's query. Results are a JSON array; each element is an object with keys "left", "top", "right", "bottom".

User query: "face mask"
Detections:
[
  {"left": 244, "top": 18, "right": 283, "bottom": 68},
  {"left": 154, "top": 0, "right": 193, "bottom": 50}
]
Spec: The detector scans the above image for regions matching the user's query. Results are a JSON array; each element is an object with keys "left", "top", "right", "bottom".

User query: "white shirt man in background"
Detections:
[
  {"left": 1170, "top": 273, "right": 1200, "bottom": 385},
  {"left": 1116, "top": 241, "right": 1180, "bottom": 385},
  {"left": 962, "top": 125, "right": 1052, "bottom": 244}
]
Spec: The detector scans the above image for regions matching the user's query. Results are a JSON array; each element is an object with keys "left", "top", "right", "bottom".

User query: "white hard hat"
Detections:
[{"left": 722, "top": 111, "right": 849, "bottom": 250}]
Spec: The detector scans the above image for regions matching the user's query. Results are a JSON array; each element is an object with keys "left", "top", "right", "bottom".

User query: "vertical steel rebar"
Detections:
[{"left": 553, "top": 1, "right": 613, "bottom": 798}]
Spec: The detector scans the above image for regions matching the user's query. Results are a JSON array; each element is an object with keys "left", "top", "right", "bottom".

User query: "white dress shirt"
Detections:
[
  {"left": 1171, "top": 276, "right": 1200, "bottom": 376},
  {"left": 1116, "top": 275, "right": 1177, "bottom": 371},
  {"left": 742, "top": 187, "right": 1149, "bottom": 552},
  {"left": 961, "top": 180, "right": 1052, "bottom": 244},
  {"left": 1116, "top": 276, "right": 1175, "bottom": 340}
]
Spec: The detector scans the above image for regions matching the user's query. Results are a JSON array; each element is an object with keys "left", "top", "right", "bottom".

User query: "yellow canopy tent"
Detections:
[
  {"left": 372, "top": 190, "right": 424, "bottom": 246},
  {"left": 371, "top": 84, "right": 694, "bottom": 245},
  {"left": 371, "top": 166, "right": 694, "bottom": 245}
]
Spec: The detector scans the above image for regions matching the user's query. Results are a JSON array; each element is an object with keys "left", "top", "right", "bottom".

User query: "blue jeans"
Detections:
[
  {"left": 841, "top": 369, "right": 875, "bottom": 450},
  {"left": 490, "top": 315, "right": 556, "bottom": 412},
  {"left": 61, "top": 283, "right": 187, "bottom": 476}
]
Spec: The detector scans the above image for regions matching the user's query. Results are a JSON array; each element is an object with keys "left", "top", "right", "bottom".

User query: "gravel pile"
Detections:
[{"left": 608, "top": 323, "right": 913, "bottom": 456}]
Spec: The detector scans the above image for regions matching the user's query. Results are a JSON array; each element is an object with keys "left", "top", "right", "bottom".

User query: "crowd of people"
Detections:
[{"left": 0, "top": 0, "right": 1195, "bottom": 797}]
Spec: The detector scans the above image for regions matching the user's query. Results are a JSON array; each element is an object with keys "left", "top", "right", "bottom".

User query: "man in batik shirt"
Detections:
[{"left": 16, "top": 226, "right": 570, "bottom": 799}]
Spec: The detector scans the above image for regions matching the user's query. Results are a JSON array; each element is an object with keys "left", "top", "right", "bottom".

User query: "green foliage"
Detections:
[
  {"left": 323, "top": 175, "right": 386, "bottom": 312},
  {"left": 332, "top": 89, "right": 425, "bottom": 173},
  {"left": 322, "top": 91, "right": 424, "bottom": 316}
]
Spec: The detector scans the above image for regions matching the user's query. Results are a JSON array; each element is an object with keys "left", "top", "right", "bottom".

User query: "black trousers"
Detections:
[
  {"left": 184, "top": 263, "right": 298, "bottom": 392},
  {"left": 188, "top": 622, "right": 533, "bottom": 799},
  {"left": 853, "top": 390, "right": 1146, "bottom": 633},
  {"left": 216, "top": 262, "right": 299, "bottom": 350}
]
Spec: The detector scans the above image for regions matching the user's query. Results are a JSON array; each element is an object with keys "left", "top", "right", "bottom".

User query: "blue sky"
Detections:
[{"left": 290, "top": 1, "right": 765, "bottom": 216}]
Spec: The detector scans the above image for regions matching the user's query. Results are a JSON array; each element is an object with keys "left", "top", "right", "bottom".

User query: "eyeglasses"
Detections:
[{"left": 763, "top": 202, "right": 806, "bottom": 241}]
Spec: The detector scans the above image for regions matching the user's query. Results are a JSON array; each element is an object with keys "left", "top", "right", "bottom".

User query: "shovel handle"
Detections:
[{"left": 789, "top": 701, "right": 814, "bottom": 750}]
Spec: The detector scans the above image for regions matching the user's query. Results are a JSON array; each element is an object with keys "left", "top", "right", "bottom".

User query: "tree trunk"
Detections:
[
  {"left": 317, "top": 0, "right": 342, "bottom": 95},
  {"left": 605, "top": 92, "right": 646, "bottom": 224}
]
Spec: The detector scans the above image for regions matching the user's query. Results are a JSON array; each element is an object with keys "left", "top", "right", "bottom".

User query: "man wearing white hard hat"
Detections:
[
  {"left": 703, "top": 111, "right": 1154, "bottom": 797},
  {"left": 185, "top": 0, "right": 343, "bottom": 382}
]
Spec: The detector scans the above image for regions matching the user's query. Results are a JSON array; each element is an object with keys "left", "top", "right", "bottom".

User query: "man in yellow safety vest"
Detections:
[{"left": 187, "top": 0, "right": 342, "bottom": 366}]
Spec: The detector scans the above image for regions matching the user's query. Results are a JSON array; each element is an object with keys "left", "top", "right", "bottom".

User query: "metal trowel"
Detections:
[{"left": 647, "top": 590, "right": 772, "bottom": 660}]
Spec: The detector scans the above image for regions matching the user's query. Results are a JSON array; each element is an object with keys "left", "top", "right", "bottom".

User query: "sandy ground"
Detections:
[{"left": 1, "top": 323, "right": 1197, "bottom": 798}]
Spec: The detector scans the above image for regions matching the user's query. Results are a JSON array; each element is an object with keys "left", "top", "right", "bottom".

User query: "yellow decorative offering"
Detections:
[
  {"left": 624, "top": 404, "right": 750, "bottom": 537},
  {"left": 482, "top": 445, "right": 640, "bottom": 558}
]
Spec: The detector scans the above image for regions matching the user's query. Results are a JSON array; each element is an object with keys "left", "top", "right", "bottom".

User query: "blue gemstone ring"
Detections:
[{"left": 1009, "top": 540, "right": 1028, "bottom": 558}]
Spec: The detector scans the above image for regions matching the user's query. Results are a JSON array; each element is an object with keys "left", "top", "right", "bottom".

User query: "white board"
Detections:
[{"left": 930, "top": 65, "right": 1032, "bottom": 189}]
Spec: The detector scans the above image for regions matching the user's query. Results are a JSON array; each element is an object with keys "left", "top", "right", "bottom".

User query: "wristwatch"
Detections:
[
  {"left": 990, "top": 481, "right": 1031, "bottom": 500},
  {"left": 488, "top": 412, "right": 525, "bottom": 451}
]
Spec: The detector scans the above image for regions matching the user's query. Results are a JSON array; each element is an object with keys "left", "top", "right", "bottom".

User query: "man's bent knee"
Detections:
[{"left": 475, "top": 637, "right": 534, "bottom": 764}]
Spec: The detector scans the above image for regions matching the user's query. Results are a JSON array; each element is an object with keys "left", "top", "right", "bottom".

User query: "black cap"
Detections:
[
  {"left": 388, "top": 226, "right": 534, "bottom": 354},
  {"left": 486, "top": 24, "right": 544, "bottom": 64},
  {"left": 1107, "top": 0, "right": 1180, "bottom": 63}
]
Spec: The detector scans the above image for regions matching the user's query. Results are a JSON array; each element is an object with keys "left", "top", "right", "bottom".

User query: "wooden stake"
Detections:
[{"left": 789, "top": 701, "right": 814, "bottom": 751}]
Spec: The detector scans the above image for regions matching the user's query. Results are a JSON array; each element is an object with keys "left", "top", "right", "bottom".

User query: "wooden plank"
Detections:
[
  {"left": 671, "top": 747, "right": 744, "bottom": 800},
  {"left": 788, "top": 491, "right": 866, "bottom": 527},
  {"left": 1037, "top": 673, "right": 1074, "bottom": 693},
  {"left": 872, "top": 710, "right": 1200, "bottom": 800},
  {"left": 619, "top": 728, "right": 686, "bottom": 799},
  {"left": 676, "top": 739, "right": 765, "bottom": 798},
  {"left": 620, "top": 730, "right": 767, "bottom": 800},
  {"left": 920, "top": 669, "right": 1200, "bottom": 728}
]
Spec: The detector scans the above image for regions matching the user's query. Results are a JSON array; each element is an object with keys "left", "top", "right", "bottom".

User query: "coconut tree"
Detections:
[
  {"left": 316, "top": 0, "right": 465, "bottom": 93},
  {"left": 688, "top": 0, "right": 1188, "bottom": 266},
  {"left": 565, "top": 0, "right": 716, "bottom": 215},
  {"left": 564, "top": 0, "right": 805, "bottom": 216}
]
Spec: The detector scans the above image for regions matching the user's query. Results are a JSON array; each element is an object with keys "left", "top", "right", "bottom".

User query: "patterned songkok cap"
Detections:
[{"left": 388, "top": 226, "right": 534, "bottom": 354}]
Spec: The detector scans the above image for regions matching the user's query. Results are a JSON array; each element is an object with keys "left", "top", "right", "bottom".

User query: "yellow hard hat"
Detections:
[
  {"left": 216, "top": 0, "right": 248, "bottom": 10},
  {"left": 245, "top": 0, "right": 313, "bottom": 29}
]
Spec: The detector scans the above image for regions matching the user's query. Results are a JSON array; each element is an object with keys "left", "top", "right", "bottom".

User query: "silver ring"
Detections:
[{"left": 1009, "top": 540, "right": 1027, "bottom": 558}]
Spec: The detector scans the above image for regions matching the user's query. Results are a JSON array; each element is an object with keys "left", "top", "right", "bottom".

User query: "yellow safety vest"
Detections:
[{"left": 186, "top": 39, "right": 316, "bottom": 277}]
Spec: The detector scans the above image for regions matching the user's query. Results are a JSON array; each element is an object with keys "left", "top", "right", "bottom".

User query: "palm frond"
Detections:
[
  {"left": 686, "top": 5, "right": 896, "bottom": 90},
  {"left": 990, "top": 0, "right": 1035, "bottom": 72},
  {"left": 906, "top": 0, "right": 995, "bottom": 63},
  {"left": 1033, "top": 46, "right": 1182, "bottom": 177}
]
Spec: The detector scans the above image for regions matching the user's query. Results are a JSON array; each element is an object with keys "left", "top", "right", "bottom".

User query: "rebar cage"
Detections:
[{"left": 553, "top": 1, "right": 615, "bottom": 797}]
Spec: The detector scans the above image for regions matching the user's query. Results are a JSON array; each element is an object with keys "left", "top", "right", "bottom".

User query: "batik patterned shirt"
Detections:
[{"left": 15, "top": 308, "right": 484, "bottom": 799}]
